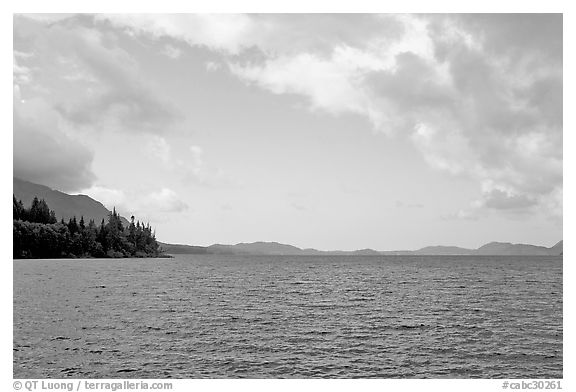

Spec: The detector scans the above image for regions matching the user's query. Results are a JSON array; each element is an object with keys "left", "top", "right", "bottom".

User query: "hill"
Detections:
[
  {"left": 551, "top": 240, "right": 563, "bottom": 255},
  {"left": 12, "top": 178, "right": 562, "bottom": 257},
  {"left": 475, "top": 242, "right": 557, "bottom": 256},
  {"left": 157, "top": 242, "right": 208, "bottom": 255},
  {"left": 13, "top": 177, "right": 129, "bottom": 226},
  {"left": 413, "top": 245, "right": 474, "bottom": 255},
  {"left": 171, "top": 240, "right": 563, "bottom": 256},
  {"left": 167, "top": 240, "right": 562, "bottom": 256},
  {"left": 207, "top": 241, "right": 304, "bottom": 255}
]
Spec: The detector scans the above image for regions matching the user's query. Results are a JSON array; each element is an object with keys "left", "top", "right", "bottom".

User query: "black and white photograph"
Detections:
[{"left": 9, "top": 9, "right": 565, "bottom": 388}]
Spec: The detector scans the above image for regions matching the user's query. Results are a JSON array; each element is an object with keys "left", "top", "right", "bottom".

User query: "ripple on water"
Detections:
[{"left": 13, "top": 255, "right": 562, "bottom": 378}]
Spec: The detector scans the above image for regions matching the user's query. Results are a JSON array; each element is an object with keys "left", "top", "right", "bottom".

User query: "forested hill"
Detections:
[
  {"left": 13, "top": 177, "right": 129, "bottom": 226},
  {"left": 13, "top": 195, "right": 160, "bottom": 259}
]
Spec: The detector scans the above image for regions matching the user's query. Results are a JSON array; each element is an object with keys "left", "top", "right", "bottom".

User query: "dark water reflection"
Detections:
[{"left": 13, "top": 255, "right": 562, "bottom": 378}]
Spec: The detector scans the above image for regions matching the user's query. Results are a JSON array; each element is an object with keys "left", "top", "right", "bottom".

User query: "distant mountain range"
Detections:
[
  {"left": 160, "top": 240, "right": 562, "bottom": 256},
  {"left": 14, "top": 177, "right": 562, "bottom": 257}
]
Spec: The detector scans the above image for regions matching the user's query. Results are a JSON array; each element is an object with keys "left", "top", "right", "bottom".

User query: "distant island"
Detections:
[{"left": 13, "top": 177, "right": 562, "bottom": 258}]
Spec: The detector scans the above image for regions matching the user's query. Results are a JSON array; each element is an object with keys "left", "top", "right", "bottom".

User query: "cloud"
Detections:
[
  {"left": 13, "top": 24, "right": 97, "bottom": 192},
  {"left": 222, "top": 14, "right": 561, "bottom": 221},
  {"left": 228, "top": 50, "right": 383, "bottom": 127},
  {"left": 97, "top": 14, "right": 257, "bottom": 54},
  {"left": 188, "top": 145, "right": 204, "bottom": 166},
  {"left": 179, "top": 145, "right": 239, "bottom": 188},
  {"left": 13, "top": 14, "right": 185, "bottom": 192},
  {"left": 144, "top": 138, "right": 235, "bottom": 188},
  {"left": 481, "top": 189, "right": 537, "bottom": 211},
  {"left": 13, "top": 52, "right": 32, "bottom": 85},
  {"left": 13, "top": 91, "right": 96, "bottom": 192},
  {"left": 162, "top": 44, "right": 182, "bottom": 59},
  {"left": 17, "top": 14, "right": 76, "bottom": 23},
  {"left": 81, "top": 185, "right": 188, "bottom": 223},
  {"left": 146, "top": 135, "right": 171, "bottom": 164},
  {"left": 14, "top": 15, "right": 182, "bottom": 134},
  {"left": 80, "top": 186, "right": 127, "bottom": 210},
  {"left": 143, "top": 188, "right": 188, "bottom": 213},
  {"left": 416, "top": 15, "right": 562, "bottom": 220},
  {"left": 205, "top": 61, "right": 221, "bottom": 72},
  {"left": 18, "top": 14, "right": 560, "bottom": 222},
  {"left": 395, "top": 200, "right": 424, "bottom": 209}
]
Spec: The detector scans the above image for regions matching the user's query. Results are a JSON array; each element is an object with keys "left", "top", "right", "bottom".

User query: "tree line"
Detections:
[{"left": 13, "top": 196, "right": 161, "bottom": 259}]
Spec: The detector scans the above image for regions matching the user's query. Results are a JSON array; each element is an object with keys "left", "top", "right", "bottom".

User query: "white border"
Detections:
[{"left": 3, "top": 2, "right": 572, "bottom": 391}]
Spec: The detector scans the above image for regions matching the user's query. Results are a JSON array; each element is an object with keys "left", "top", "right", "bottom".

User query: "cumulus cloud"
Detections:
[
  {"left": 162, "top": 44, "right": 182, "bottom": 59},
  {"left": 16, "top": 14, "right": 562, "bottom": 222},
  {"left": 228, "top": 50, "right": 384, "bottom": 127},
  {"left": 81, "top": 185, "right": 188, "bottom": 223},
  {"left": 97, "top": 13, "right": 257, "bottom": 54},
  {"left": 13, "top": 52, "right": 32, "bottom": 85},
  {"left": 13, "top": 14, "right": 185, "bottom": 192},
  {"left": 143, "top": 137, "right": 234, "bottom": 188},
  {"left": 13, "top": 89, "right": 96, "bottom": 192},
  {"left": 143, "top": 188, "right": 188, "bottom": 213},
  {"left": 14, "top": 15, "right": 182, "bottom": 134},
  {"left": 413, "top": 15, "right": 562, "bottom": 220},
  {"left": 146, "top": 135, "right": 171, "bottom": 165},
  {"left": 482, "top": 189, "right": 537, "bottom": 211},
  {"left": 205, "top": 61, "right": 221, "bottom": 72},
  {"left": 97, "top": 14, "right": 404, "bottom": 56},
  {"left": 172, "top": 13, "right": 559, "bottom": 221}
]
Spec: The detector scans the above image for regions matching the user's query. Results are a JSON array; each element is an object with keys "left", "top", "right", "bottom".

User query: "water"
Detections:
[{"left": 13, "top": 255, "right": 562, "bottom": 378}]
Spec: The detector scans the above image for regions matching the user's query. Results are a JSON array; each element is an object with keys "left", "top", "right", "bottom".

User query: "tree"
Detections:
[
  {"left": 13, "top": 198, "right": 161, "bottom": 259},
  {"left": 68, "top": 217, "right": 79, "bottom": 236},
  {"left": 13, "top": 196, "right": 25, "bottom": 221},
  {"left": 29, "top": 197, "right": 52, "bottom": 224},
  {"left": 97, "top": 219, "right": 108, "bottom": 252}
]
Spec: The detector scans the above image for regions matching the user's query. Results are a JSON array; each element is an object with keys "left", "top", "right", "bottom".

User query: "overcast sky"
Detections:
[{"left": 13, "top": 13, "right": 562, "bottom": 250}]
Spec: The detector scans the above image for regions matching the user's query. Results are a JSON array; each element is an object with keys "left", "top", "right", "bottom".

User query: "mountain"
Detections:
[
  {"left": 352, "top": 249, "right": 382, "bottom": 256},
  {"left": 157, "top": 242, "right": 208, "bottom": 255},
  {"left": 13, "top": 178, "right": 562, "bottom": 257},
  {"left": 167, "top": 240, "right": 562, "bottom": 256},
  {"left": 475, "top": 242, "right": 556, "bottom": 256},
  {"left": 413, "top": 245, "right": 474, "bottom": 255},
  {"left": 204, "top": 243, "right": 388, "bottom": 256},
  {"left": 207, "top": 241, "right": 304, "bottom": 255},
  {"left": 13, "top": 177, "right": 129, "bottom": 226},
  {"left": 168, "top": 241, "right": 563, "bottom": 256},
  {"left": 551, "top": 240, "right": 563, "bottom": 255}
]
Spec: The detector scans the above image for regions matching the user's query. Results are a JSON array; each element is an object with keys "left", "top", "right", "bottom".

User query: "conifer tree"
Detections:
[{"left": 13, "top": 199, "right": 160, "bottom": 258}]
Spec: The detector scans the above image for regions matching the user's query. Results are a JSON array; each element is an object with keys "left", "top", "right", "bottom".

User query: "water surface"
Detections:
[{"left": 13, "top": 255, "right": 562, "bottom": 378}]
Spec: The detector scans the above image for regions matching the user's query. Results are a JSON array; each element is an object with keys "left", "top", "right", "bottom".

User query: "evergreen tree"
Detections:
[
  {"left": 13, "top": 198, "right": 161, "bottom": 259},
  {"left": 29, "top": 197, "right": 52, "bottom": 224},
  {"left": 97, "top": 219, "right": 108, "bottom": 252},
  {"left": 68, "top": 217, "right": 79, "bottom": 236},
  {"left": 13, "top": 196, "right": 25, "bottom": 220}
]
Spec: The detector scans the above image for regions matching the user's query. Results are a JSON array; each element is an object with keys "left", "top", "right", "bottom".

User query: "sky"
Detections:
[{"left": 13, "top": 13, "right": 563, "bottom": 250}]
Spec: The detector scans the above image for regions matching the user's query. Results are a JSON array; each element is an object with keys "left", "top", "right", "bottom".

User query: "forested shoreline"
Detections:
[{"left": 13, "top": 196, "right": 162, "bottom": 259}]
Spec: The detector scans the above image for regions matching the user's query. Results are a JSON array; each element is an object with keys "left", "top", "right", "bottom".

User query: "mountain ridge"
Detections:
[
  {"left": 13, "top": 177, "right": 130, "bottom": 226},
  {"left": 159, "top": 240, "right": 563, "bottom": 256},
  {"left": 14, "top": 177, "right": 562, "bottom": 257}
]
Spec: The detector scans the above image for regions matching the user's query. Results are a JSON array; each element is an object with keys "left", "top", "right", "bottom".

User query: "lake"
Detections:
[{"left": 13, "top": 255, "right": 562, "bottom": 378}]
